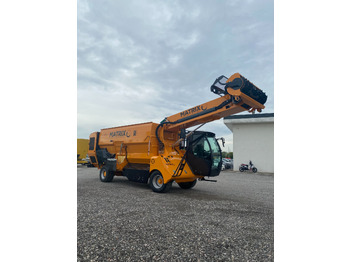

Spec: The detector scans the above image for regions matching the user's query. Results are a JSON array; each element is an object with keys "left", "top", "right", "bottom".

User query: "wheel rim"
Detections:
[
  {"left": 101, "top": 170, "right": 107, "bottom": 179},
  {"left": 153, "top": 174, "right": 163, "bottom": 189}
]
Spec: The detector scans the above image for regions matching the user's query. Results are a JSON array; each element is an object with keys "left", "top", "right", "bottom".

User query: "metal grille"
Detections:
[{"left": 89, "top": 137, "right": 95, "bottom": 150}]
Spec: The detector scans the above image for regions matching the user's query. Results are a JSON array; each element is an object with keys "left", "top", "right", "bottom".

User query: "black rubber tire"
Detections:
[
  {"left": 178, "top": 180, "right": 197, "bottom": 189},
  {"left": 100, "top": 166, "right": 114, "bottom": 182},
  {"left": 149, "top": 171, "right": 172, "bottom": 193},
  {"left": 239, "top": 167, "right": 244, "bottom": 172},
  {"left": 252, "top": 167, "right": 257, "bottom": 173}
]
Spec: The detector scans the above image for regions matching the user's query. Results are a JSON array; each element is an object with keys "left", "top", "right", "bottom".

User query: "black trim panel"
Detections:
[
  {"left": 89, "top": 137, "right": 95, "bottom": 150},
  {"left": 123, "top": 169, "right": 149, "bottom": 183}
]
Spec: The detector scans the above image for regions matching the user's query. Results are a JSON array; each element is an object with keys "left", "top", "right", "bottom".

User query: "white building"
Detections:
[{"left": 224, "top": 113, "right": 274, "bottom": 173}]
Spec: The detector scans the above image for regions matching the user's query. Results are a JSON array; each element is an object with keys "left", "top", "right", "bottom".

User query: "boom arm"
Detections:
[{"left": 160, "top": 73, "right": 267, "bottom": 132}]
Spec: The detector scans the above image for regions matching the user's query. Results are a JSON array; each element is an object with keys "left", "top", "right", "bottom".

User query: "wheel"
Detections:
[
  {"left": 149, "top": 171, "right": 173, "bottom": 193},
  {"left": 252, "top": 167, "right": 257, "bottom": 173},
  {"left": 178, "top": 179, "right": 197, "bottom": 189},
  {"left": 239, "top": 167, "right": 244, "bottom": 172},
  {"left": 100, "top": 166, "right": 114, "bottom": 182}
]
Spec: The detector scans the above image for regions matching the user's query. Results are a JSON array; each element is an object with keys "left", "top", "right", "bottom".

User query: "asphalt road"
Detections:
[{"left": 77, "top": 166, "right": 274, "bottom": 261}]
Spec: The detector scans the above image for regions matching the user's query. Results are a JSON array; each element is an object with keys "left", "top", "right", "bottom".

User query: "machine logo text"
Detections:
[
  {"left": 109, "top": 130, "right": 131, "bottom": 137},
  {"left": 180, "top": 105, "right": 207, "bottom": 118}
]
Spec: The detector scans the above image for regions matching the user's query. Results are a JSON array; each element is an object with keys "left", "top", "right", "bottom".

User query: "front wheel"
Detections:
[
  {"left": 149, "top": 171, "right": 173, "bottom": 193},
  {"left": 252, "top": 167, "right": 257, "bottom": 173},
  {"left": 239, "top": 167, "right": 244, "bottom": 172},
  {"left": 100, "top": 166, "right": 114, "bottom": 182},
  {"left": 178, "top": 180, "right": 197, "bottom": 189}
]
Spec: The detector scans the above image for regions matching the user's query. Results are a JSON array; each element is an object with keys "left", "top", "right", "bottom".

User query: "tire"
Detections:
[
  {"left": 252, "top": 167, "right": 257, "bottom": 173},
  {"left": 239, "top": 167, "right": 244, "bottom": 172},
  {"left": 100, "top": 166, "right": 114, "bottom": 182},
  {"left": 178, "top": 179, "right": 197, "bottom": 189},
  {"left": 149, "top": 171, "right": 172, "bottom": 193}
]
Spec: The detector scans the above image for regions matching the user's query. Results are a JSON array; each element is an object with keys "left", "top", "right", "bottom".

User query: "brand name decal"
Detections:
[
  {"left": 109, "top": 130, "right": 137, "bottom": 138},
  {"left": 110, "top": 130, "right": 130, "bottom": 137},
  {"left": 180, "top": 105, "right": 207, "bottom": 118}
]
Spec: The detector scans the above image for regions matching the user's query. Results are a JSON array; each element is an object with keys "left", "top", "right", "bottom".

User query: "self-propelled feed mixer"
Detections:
[{"left": 88, "top": 73, "right": 267, "bottom": 193}]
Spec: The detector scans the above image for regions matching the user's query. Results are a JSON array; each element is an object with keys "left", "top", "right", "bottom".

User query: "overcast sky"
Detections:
[{"left": 77, "top": 0, "right": 274, "bottom": 151}]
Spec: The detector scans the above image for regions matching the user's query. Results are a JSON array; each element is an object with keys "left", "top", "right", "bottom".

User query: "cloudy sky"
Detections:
[{"left": 77, "top": 0, "right": 274, "bottom": 151}]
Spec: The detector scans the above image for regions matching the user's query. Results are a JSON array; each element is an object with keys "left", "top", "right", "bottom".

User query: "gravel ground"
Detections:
[{"left": 77, "top": 166, "right": 274, "bottom": 262}]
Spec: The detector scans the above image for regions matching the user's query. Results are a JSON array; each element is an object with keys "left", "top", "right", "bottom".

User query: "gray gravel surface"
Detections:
[{"left": 78, "top": 166, "right": 274, "bottom": 261}]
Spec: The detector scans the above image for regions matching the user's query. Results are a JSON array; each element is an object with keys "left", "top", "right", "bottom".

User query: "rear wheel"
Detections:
[
  {"left": 100, "top": 166, "right": 114, "bottom": 182},
  {"left": 239, "top": 166, "right": 244, "bottom": 172},
  {"left": 149, "top": 171, "right": 172, "bottom": 193},
  {"left": 178, "top": 180, "right": 197, "bottom": 189}
]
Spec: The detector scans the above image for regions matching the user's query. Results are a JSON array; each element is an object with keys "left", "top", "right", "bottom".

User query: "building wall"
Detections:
[{"left": 225, "top": 121, "right": 274, "bottom": 173}]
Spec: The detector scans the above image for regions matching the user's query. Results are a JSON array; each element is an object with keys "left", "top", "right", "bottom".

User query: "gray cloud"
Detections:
[{"left": 78, "top": 0, "right": 274, "bottom": 150}]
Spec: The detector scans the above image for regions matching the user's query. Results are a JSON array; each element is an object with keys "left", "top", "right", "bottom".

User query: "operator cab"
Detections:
[{"left": 186, "top": 131, "right": 222, "bottom": 177}]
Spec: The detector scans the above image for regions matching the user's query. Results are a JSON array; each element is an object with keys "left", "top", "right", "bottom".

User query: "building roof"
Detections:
[{"left": 224, "top": 113, "right": 274, "bottom": 119}]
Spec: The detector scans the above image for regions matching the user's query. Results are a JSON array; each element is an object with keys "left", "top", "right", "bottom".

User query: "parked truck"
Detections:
[
  {"left": 77, "top": 138, "right": 89, "bottom": 165},
  {"left": 88, "top": 73, "right": 267, "bottom": 192}
]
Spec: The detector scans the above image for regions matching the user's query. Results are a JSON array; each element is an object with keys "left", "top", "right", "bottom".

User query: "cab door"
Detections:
[
  {"left": 186, "top": 132, "right": 222, "bottom": 177},
  {"left": 186, "top": 133, "right": 212, "bottom": 177}
]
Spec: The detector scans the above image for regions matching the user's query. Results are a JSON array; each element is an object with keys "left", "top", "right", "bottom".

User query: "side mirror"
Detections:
[{"left": 217, "top": 137, "right": 225, "bottom": 147}]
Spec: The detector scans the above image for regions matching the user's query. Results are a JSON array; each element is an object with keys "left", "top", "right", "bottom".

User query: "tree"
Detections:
[{"left": 221, "top": 152, "right": 233, "bottom": 159}]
